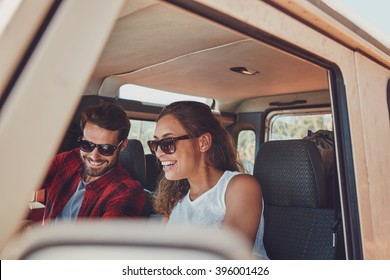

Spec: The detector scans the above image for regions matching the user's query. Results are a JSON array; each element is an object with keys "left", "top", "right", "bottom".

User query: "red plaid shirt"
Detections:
[{"left": 42, "top": 148, "right": 145, "bottom": 224}]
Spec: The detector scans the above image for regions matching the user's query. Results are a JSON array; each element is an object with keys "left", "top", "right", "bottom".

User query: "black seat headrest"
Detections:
[
  {"left": 145, "top": 154, "right": 162, "bottom": 192},
  {"left": 254, "top": 140, "right": 329, "bottom": 208},
  {"left": 119, "top": 139, "right": 146, "bottom": 187}
]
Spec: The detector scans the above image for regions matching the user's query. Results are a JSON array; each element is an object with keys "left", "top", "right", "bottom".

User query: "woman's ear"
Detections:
[{"left": 198, "top": 133, "right": 212, "bottom": 152}]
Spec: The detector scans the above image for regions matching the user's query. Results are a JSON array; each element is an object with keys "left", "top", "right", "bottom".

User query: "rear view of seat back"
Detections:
[
  {"left": 253, "top": 140, "right": 338, "bottom": 259},
  {"left": 119, "top": 139, "right": 146, "bottom": 187},
  {"left": 145, "top": 154, "right": 162, "bottom": 192},
  {"left": 119, "top": 139, "right": 153, "bottom": 217}
]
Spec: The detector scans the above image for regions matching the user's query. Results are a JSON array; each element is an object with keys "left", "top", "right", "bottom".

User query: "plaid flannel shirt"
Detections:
[{"left": 42, "top": 148, "right": 145, "bottom": 224}]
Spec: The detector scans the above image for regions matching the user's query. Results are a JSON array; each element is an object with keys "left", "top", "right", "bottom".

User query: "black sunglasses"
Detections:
[
  {"left": 78, "top": 138, "right": 123, "bottom": 156},
  {"left": 147, "top": 135, "right": 190, "bottom": 155}
]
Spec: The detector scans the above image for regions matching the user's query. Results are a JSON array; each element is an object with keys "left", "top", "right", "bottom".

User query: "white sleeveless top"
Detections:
[{"left": 167, "top": 170, "right": 269, "bottom": 259}]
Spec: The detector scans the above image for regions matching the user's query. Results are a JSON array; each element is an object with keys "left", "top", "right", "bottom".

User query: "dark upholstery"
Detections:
[
  {"left": 119, "top": 139, "right": 153, "bottom": 217},
  {"left": 119, "top": 139, "right": 146, "bottom": 186},
  {"left": 145, "top": 154, "right": 162, "bottom": 192},
  {"left": 253, "top": 140, "right": 337, "bottom": 259},
  {"left": 57, "top": 122, "right": 82, "bottom": 154}
]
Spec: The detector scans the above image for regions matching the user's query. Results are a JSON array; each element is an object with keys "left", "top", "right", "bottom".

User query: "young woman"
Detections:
[{"left": 148, "top": 101, "right": 268, "bottom": 259}]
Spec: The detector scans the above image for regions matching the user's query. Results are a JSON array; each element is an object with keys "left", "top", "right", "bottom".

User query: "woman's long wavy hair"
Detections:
[{"left": 153, "top": 101, "right": 243, "bottom": 216}]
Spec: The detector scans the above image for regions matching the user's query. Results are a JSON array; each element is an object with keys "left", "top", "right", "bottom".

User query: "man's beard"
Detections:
[{"left": 82, "top": 154, "right": 118, "bottom": 179}]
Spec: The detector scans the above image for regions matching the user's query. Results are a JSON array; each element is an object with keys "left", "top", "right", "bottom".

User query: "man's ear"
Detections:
[
  {"left": 198, "top": 133, "right": 212, "bottom": 152},
  {"left": 119, "top": 138, "right": 128, "bottom": 153}
]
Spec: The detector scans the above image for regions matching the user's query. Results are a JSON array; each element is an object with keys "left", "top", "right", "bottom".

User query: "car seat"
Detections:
[
  {"left": 253, "top": 139, "right": 342, "bottom": 259},
  {"left": 144, "top": 153, "right": 162, "bottom": 192},
  {"left": 119, "top": 139, "right": 153, "bottom": 217}
]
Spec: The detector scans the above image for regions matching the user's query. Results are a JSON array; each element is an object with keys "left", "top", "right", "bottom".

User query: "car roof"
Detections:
[
  {"left": 88, "top": 0, "right": 330, "bottom": 113},
  {"left": 85, "top": 0, "right": 390, "bottom": 114}
]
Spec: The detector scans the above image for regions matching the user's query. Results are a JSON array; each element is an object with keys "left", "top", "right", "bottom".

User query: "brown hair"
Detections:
[
  {"left": 80, "top": 102, "right": 130, "bottom": 141},
  {"left": 153, "top": 101, "right": 242, "bottom": 216}
]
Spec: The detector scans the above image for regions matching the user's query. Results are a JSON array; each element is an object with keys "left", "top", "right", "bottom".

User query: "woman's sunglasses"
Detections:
[
  {"left": 147, "top": 135, "right": 190, "bottom": 155},
  {"left": 78, "top": 138, "right": 123, "bottom": 156}
]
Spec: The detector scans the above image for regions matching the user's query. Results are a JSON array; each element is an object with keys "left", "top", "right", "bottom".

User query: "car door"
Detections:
[{"left": 0, "top": 0, "right": 125, "bottom": 250}]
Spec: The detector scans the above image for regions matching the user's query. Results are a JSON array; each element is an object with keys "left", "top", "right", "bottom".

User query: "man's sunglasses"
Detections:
[
  {"left": 147, "top": 135, "right": 190, "bottom": 155},
  {"left": 78, "top": 138, "right": 123, "bottom": 156}
]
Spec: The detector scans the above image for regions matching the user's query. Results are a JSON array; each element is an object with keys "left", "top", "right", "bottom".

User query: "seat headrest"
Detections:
[
  {"left": 144, "top": 154, "right": 162, "bottom": 192},
  {"left": 254, "top": 140, "right": 328, "bottom": 208},
  {"left": 119, "top": 139, "right": 146, "bottom": 186}
]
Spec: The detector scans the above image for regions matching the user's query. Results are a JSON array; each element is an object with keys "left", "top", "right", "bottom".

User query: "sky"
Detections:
[{"left": 332, "top": 0, "right": 390, "bottom": 39}]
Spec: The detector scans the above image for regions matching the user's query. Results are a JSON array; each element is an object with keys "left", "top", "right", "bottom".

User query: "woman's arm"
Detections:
[{"left": 223, "top": 174, "right": 263, "bottom": 245}]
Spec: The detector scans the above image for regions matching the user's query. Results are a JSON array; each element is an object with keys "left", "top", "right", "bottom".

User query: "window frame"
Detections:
[{"left": 265, "top": 107, "right": 332, "bottom": 141}]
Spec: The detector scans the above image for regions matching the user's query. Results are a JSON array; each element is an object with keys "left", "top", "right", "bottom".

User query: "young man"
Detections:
[{"left": 41, "top": 102, "right": 145, "bottom": 224}]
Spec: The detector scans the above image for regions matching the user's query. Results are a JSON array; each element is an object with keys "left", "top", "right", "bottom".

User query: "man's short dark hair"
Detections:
[{"left": 80, "top": 102, "right": 130, "bottom": 141}]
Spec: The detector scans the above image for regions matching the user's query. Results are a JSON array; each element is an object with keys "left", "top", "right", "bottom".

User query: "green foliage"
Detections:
[
  {"left": 270, "top": 114, "right": 333, "bottom": 140},
  {"left": 128, "top": 120, "right": 156, "bottom": 153},
  {"left": 237, "top": 113, "right": 333, "bottom": 174}
]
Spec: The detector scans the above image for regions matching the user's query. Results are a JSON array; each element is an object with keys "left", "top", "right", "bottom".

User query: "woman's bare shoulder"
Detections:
[{"left": 226, "top": 173, "right": 262, "bottom": 202}]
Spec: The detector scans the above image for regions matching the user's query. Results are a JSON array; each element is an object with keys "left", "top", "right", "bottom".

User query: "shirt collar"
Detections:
[{"left": 83, "top": 163, "right": 120, "bottom": 193}]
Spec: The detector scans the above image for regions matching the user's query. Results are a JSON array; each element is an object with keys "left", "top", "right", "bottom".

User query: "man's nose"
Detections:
[{"left": 89, "top": 147, "right": 101, "bottom": 158}]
